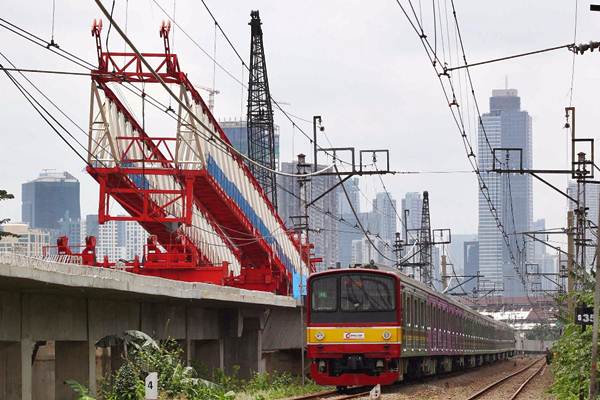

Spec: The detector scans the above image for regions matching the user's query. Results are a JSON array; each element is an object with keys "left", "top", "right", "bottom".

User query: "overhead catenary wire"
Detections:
[
  {"left": 92, "top": 0, "right": 341, "bottom": 179},
  {"left": 391, "top": 0, "right": 532, "bottom": 297},
  {"left": 148, "top": 0, "right": 357, "bottom": 168}
]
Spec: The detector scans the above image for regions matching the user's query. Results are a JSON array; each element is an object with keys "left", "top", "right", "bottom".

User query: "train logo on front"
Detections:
[{"left": 343, "top": 332, "right": 365, "bottom": 340}]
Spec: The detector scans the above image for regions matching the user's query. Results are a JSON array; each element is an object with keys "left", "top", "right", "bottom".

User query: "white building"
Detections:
[
  {"left": 94, "top": 218, "right": 148, "bottom": 263},
  {"left": 0, "top": 223, "right": 50, "bottom": 257}
]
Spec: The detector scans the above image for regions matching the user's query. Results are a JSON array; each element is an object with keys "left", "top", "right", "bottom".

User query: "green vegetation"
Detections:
[
  {"left": 550, "top": 290, "right": 596, "bottom": 399},
  {"left": 0, "top": 189, "right": 18, "bottom": 241},
  {"left": 69, "top": 330, "right": 326, "bottom": 400}
]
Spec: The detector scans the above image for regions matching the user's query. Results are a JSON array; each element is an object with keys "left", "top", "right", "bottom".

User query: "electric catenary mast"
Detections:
[
  {"left": 419, "top": 191, "right": 434, "bottom": 286},
  {"left": 247, "top": 10, "right": 277, "bottom": 209}
]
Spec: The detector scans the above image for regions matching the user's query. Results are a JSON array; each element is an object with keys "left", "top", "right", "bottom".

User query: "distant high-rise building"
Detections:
[
  {"left": 338, "top": 178, "right": 362, "bottom": 267},
  {"left": 277, "top": 161, "right": 339, "bottom": 271},
  {"left": 220, "top": 119, "right": 280, "bottom": 167},
  {"left": 351, "top": 237, "right": 388, "bottom": 266},
  {"left": 370, "top": 193, "right": 397, "bottom": 266},
  {"left": 85, "top": 215, "right": 99, "bottom": 239},
  {"left": 58, "top": 210, "right": 81, "bottom": 246},
  {"left": 22, "top": 171, "right": 81, "bottom": 234},
  {"left": 338, "top": 177, "right": 360, "bottom": 215},
  {"left": 0, "top": 223, "right": 50, "bottom": 257},
  {"left": 530, "top": 218, "right": 559, "bottom": 293},
  {"left": 448, "top": 234, "right": 477, "bottom": 276},
  {"left": 94, "top": 218, "right": 148, "bottom": 263},
  {"left": 401, "top": 192, "right": 422, "bottom": 243},
  {"left": 462, "top": 241, "right": 479, "bottom": 294},
  {"left": 478, "top": 89, "right": 533, "bottom": 297}
]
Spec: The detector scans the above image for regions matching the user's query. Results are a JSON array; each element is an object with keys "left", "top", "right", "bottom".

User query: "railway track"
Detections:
[
  {"left": 286, "top": 388, "right": 371, "bottom": 400},
  {"left": 465, "top": 357, "right": 546, "bottom": 400}
]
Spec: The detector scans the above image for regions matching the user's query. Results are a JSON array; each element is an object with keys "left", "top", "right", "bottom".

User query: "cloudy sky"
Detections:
[{"left": 0, "top": 0, "right": 595, "bottom": 245}]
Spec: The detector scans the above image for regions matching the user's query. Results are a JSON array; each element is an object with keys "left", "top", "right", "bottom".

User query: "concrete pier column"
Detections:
[
  {"left": 193, "top": 339, "right": 224, "bottom": 373},
  {"left": 0, "top": 341, "right": 30, "bottom": 400},
  {"left": 55, "top": 341, "right": 96, "bottom": 400},
  {"left": 21, "top": 339, "right": 34, "bottom": 400},
  {"left": 223, "top": 317, "right": 264, "bottom": 378}
]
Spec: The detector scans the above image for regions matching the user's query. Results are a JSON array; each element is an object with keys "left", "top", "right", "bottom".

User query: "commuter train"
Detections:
[{"left": 306, "top": 266, "right": 515, "bottom": 388}]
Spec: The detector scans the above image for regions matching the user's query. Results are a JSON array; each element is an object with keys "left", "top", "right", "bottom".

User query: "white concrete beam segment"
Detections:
[{"left": 0, "top": 253, "right": 295, "bottom": 308}]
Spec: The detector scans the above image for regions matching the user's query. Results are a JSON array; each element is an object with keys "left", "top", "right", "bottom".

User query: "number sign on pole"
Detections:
[{"left": 576, "top": 306, "right": 594, "bottom": 326}]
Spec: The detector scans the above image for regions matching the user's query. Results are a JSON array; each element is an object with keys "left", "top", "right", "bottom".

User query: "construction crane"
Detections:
[
  {"left": 53, "top": 19, "right": 314, "bottom": 295},
  {"left": 247, "top": 10, "right": 278, "bottom": 209},
  {"left": 194, "top": 84, "right": 220, "bottom": 113}
]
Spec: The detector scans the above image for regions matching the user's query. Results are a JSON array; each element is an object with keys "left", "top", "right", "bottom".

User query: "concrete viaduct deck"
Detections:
[{"left": 0, "top": 253, "right": 302, "bottom": 400}]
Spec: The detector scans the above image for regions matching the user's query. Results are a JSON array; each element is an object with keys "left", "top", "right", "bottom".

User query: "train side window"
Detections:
[
  {"left": 407, "top": 294, "right": 412, "bottom": 326},
  {"left": 414, "top": 298, "right": 418, "bottom": 327},
  {"left": 402, "top": 292, "right": 407, "bottom": 326}
]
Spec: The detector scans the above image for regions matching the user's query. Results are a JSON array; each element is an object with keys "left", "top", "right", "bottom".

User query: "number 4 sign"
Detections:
[{"left": 145, "top": 372, "right": 158, "bottom": 400}]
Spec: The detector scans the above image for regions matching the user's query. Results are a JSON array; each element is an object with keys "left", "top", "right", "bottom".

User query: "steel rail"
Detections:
[
  {"left": 465, "top": 358, "right": 544, "bottom": 400},
  {"left": 284, "top": 389, "right": 338, "bottom": 400},
  {"left": 285, "top": 389, "right": 370, "bottom": 400},
  {"left": 508, "top": 362, "right": 546, "bottom": 400}
]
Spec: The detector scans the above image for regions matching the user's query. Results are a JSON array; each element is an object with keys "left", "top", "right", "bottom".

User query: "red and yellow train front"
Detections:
[{"left": 306, "top": 269, "right": 402, "bottom": 387}]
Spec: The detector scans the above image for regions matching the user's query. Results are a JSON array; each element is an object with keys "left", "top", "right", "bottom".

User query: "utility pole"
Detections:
[
  {"left": 568, "top": 210, "right": 575, "bottom": 316},
  {"left": 313, "top": 116, "right": 323, "bottom": 172},
  {"left": 589, "top": 190, "right": 600, "bottom": 399},
  {"left": 394, "top": 232, "right": 403, "bottom": 271},
  {"left": 295, "top": 153, "right": 310, "bottom": 385}
]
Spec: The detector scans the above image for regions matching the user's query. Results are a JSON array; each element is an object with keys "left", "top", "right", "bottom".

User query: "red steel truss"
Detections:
[{"left": 69, "top": 20, "right": 314, "bottom": 294}]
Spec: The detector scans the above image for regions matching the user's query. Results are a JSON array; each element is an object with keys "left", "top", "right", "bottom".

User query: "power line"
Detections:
[
  {"left": 391, "top": 0, "right": 531, "bottom": 294},
  {"left": 148, "top": 0, "right": 356, "bottom": 168}
]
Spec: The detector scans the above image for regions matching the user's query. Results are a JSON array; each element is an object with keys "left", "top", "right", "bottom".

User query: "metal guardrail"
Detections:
[{"left": 0, "top": 252, "right": 83, "bottom": 268}]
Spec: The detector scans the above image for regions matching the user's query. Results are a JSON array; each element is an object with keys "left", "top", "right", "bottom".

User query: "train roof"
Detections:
[{"left": 309, "top": 266, "right": 512, "bottom": 332}]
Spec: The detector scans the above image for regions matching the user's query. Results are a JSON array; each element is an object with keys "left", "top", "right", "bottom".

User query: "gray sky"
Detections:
[{"left": 0, "top": 0, "right": 595, "bottom": 244}]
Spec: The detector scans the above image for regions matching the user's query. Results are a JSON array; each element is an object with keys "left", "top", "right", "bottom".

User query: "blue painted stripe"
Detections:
[{"left": 206, "top": 155, "right": 305, "bottom": 290}]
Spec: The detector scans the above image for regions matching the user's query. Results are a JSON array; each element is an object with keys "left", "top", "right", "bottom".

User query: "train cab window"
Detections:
[
  {"left": 311, "top": 276, "right": 338, "bottom": 311},
  {"left": 340, "top": 274, "right": 395, "bottom": 312}
]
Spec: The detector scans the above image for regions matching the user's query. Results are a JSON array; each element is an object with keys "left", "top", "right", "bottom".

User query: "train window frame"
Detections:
[
  {"left": 339, "top": 273, "right": 396, "bottom": 313},
  {"left": 310, "top": 275, "right": 339, "bottom": 313}
]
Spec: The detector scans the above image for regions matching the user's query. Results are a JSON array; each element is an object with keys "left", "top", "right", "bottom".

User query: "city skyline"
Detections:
[{"left": 1, "top": 1, "right": 588, "bottom": 238}]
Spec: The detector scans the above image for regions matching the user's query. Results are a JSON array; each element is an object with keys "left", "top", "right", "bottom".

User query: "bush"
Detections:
[{"left": 550, "top": 290, "right": 596, "bottom": 399}]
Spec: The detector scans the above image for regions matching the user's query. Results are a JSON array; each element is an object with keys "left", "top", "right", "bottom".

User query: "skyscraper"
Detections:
[
  {"left": 93, "top": 217, "right": 148, "bottom": 262},
  {"left": 220, "top": 119, "right": 280, "bottom": 167},
  {"left": 277, "top": 161, "right": 339, "bottom": 271},
  {"left": 338, "top": 177, "right": 360, "bottom": 215},
  {"left": 401, "top": 192, "right": 422, "bottom": 243},
  {"left": 22, "top": 170, "right": 80, "bottom": 231},
  {"left": 338, "top": 178, "right": 362, "bottom": 267},
  {"left": 462, "top": 241, "right": 479, "bottom": 294},
  {"left": 370, "top": 192, "right": 397, "bottom": 265},
  {"left": 478, "top": 89, "right": 533, "bottom": 297}
]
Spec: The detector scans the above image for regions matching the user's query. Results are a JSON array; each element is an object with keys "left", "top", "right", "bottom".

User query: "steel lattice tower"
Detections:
[
  {"left": 247, "top": 10, "right": 277, "bottom": 209},
  {"left": 419, "top": 191, "right": 433, "bottom": 286}
]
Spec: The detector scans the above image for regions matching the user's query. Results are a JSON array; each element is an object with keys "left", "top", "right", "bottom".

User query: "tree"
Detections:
[{"left": 0, "top": 189, "right": 19, "bottom": 241}]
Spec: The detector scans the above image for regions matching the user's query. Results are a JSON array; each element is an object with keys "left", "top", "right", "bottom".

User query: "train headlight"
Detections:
[
  {"left": 315, "top": 331, "right": 325, "bottom": 341},
  {"left": 382, "top": 331, "right": 392, "bottom": 340}
]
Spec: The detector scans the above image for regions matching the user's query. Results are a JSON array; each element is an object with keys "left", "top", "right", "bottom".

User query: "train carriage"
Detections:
[{"left": 306, "top": 266, "right": 515, "bottom": 387}]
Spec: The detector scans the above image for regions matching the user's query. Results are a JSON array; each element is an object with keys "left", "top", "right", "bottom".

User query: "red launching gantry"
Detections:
[{"left": 53, "top": 20, "right": 315, "bottom": 295}]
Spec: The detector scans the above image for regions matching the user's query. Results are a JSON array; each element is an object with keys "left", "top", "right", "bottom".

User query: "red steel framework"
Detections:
[{"left": 48, "top": 20, "right": 315, "bottom": 294}]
